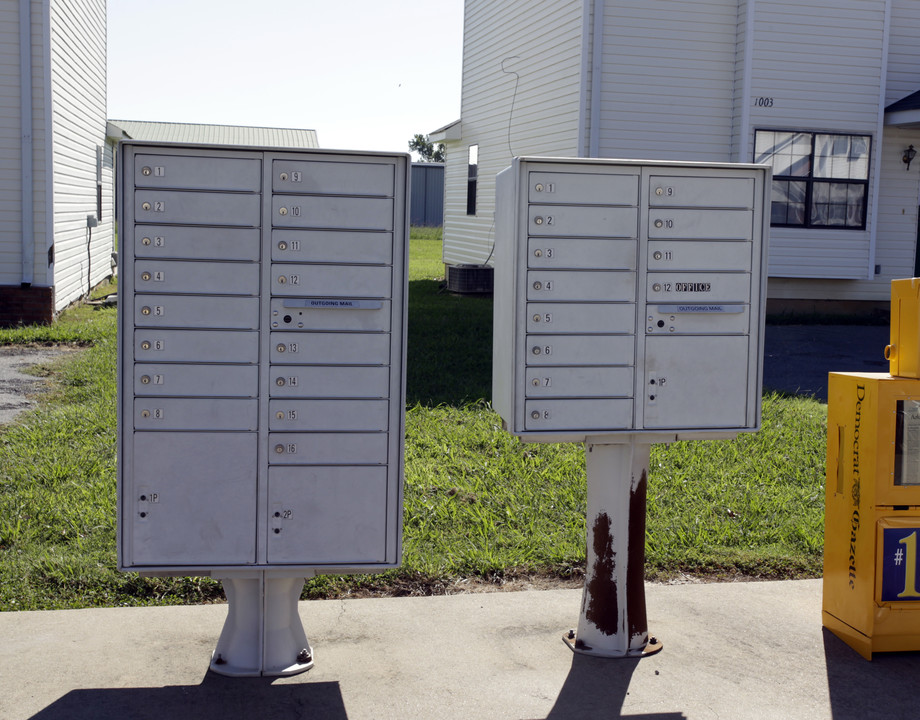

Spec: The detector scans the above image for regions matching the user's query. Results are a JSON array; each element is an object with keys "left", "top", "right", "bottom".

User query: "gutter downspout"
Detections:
[
  {"left": 737, "top": 0, "right": 756, "bottom": 162},
  {"left": 577, "top": 0, "right": 592, "bottom": 157},
  {"left": 19, "top": 0, "right": 34, "bottom": 286},
  {"left": 589, "top": 0, "right": 604, "bottom": 158},
  {"left": 868, "top": 0, "right": 892, "bottom": 280}
]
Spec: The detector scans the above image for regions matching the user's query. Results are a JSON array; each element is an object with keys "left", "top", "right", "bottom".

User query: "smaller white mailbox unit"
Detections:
[
  {"left": 117, "top": 141, "right": 408, "bottom": 676},
  {"left": 493, "top": 157, "right": 770, "bottom": 657}
]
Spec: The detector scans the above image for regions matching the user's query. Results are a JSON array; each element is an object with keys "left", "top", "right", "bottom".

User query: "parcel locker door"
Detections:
[
  {"left": 129, "top": 432, "right": 257, "bottom": 566},
  {"left": 267, "top": 466, "right": 389, "bottom": 564},
  {"left": 642, "top": 335, "right": 750, "bottom": 429}
]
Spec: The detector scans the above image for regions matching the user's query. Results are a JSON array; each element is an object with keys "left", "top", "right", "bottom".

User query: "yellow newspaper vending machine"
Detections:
[{"left": 824, "top": 279, "right": 920, "bottom": 659}]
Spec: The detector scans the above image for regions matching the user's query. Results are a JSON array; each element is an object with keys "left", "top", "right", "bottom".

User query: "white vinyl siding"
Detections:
[
  {"left": 442, "top": 0, "right": 584, "bottom": 267},
  {"left": 0, "top": 0, "right": 50, "bottom": 288},
  {"left": 596, "top": 0, "right": 738, "bottom": 161},
  {"left": 49, "top": 0, "right": 109, "bottom": 310},
  {"left": 886, "top": 0, "right": 920, "bottom": 106}
]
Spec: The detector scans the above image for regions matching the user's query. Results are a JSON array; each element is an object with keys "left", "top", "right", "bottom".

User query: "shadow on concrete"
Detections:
[
  {"left": 823, "top": 627, "right": 920, "bottom": 719},
  {"left": 544, "top": 654, "right": 685, "bottom": 720},
  {"left": 28, "top": 671, "right": 347, "bottom": 720}
]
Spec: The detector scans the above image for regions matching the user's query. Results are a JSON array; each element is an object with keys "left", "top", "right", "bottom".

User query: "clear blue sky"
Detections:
[{"left": 107, "top": 0, "right": 463, "bottom": 156}]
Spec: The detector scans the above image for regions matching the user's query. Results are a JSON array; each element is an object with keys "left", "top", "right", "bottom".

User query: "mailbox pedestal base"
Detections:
[
  {"left": 568, "top": 441, "right": 661, "bottom": 658},
  {"left": 210, "top": 572, "right": 314, "bottom": 677}
]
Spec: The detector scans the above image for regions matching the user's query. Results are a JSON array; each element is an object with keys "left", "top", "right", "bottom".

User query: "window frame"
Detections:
[
  {"left": 754, "top": 129, "right": 871, "bottom": 231},
  {"left": 466, "top": 144, "right": 478, "bottom": 216}
]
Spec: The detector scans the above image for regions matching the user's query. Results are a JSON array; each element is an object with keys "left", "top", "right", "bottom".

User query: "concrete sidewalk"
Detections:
[{"left": 2, "top": 579, "right": 918, "bottom": 720}]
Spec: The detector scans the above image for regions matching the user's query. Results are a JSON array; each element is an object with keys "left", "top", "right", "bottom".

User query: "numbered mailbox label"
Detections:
[{"left": 880, "top": 525, "right": 920, "bottom": 602}]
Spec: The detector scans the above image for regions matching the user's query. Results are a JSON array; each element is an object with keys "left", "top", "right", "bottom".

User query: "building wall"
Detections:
[
  {"left": 0, "top": 0, "right": 51, "bottom": 297},
  {"left": 596, "top": 0, "right": 739, "bottom": 161},
  {"left": 442, "top": 0, "right": 585, "bottom": 267},
  {"left": 49, "top": 0, "right": 111, "bottom": 312}
]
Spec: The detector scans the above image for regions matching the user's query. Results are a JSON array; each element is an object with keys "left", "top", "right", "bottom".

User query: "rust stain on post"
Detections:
[
  {"left": 626, "top": 470, "right": 649, "bottom": 640},
  {"left": 584, "top": 511, "right": 618, "bottom": 636}
]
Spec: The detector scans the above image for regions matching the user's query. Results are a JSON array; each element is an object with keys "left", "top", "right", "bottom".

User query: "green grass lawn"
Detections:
[{"left": 0, "top": 229, "right": 828, "bottom": 610}]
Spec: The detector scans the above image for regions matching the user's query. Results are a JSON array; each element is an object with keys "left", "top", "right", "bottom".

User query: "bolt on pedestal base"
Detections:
[
  {"left": 210, "top": 572, "right": 314, "bottom": 677},
  {"left": 567, "top": 440, "right": 661, "bottom": 658}
]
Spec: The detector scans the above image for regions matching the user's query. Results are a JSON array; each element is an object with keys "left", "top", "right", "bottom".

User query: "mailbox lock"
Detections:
[
  {"left": 142, "top": 237, "right": 152, "bottom": 246},
  {"left": 279, "top": 172, "right": 289, "bottom": 181},
  {"left": 141, "top": 306, "right": 152, "bottom": 315},
  {"left": 653, "top": 251, "right": 663, "bottom": 261},
  {"left": 534, "top": 249, "right": 543, "bottom": 258},
  {"left": 142, "top": 202, "right": 152, "bottom": 211},
  {"left": 276, "top": 344, "right": 286, "bottom": 353},
  {"left": 279, "top": 207, "right": 288, "bottom": 216},
  {"left": 533, "top": 281, "right": 543, "bottom": 290},
  {"left": 278, "top": 241, "right": 288, "bottom": 251},
  {"left": 535, "top": 183, "right": 544, "bottom": 192},
  {"left": 276, "top": 411, "right": 285, "bottom": 420},
  {"left": 141, "top": 341, "right": 151, "bottom": 350},
  {"left": 141, "top": 272, "right": 151, "bottom": 281},
  {"left": 141, "top": 375, "right": 151, "bottom": 384},
  {"left": 657, "top": 320, "right": 665, "bottom": 328},
  {"left": 140, "top": 409, "right": 150, "bottom": 418},
  {"left": 654, "top": 219, "right": 663, "bottom": 228},
  {"left": 274, "top": 444, "right": 285, "bottom": 454},
  {"left": 534, "top": 216, "right": 544, "bottom": 225},
  {"left": 142, "top": 166, "right": 152, "bottom": 176},
  {"left": 655, "top": 187, "right": 663, "bottom": 196},
  {"left": 652, "top": 283, "right": 662, "bottom": 292},
  {"left": 276, "top": 377, "right": 286, "bottom": 387},
  {"left": 531, "top": 378, "right": 540, "bottom": 387},
  {"left": 278, "top": 275, "right": 287, "bottom": 284},
  {"left": 531, "top": 410, "right": 541, "bottom": 420},
  {"left": 532, "top": 346, "right": 542, "bottom": 355},
  {"left": 533, "top": 314, "right": 541, "bottom": 323}
]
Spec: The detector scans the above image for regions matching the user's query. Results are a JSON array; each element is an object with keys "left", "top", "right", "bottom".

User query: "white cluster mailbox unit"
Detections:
[
  {"left": 494, "top": 157, "right": 770, "bottom": 442},
  {"left": 117, "top": 141, "right": 408, "bottom": 676},
  {"left": 493, "top": 157, "right": 770, "bottom": 657}
]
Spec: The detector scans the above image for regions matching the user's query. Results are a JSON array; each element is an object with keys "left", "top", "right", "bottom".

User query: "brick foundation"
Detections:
[{"left": 0, "top": 285, "right": 55, "bottom": 327}]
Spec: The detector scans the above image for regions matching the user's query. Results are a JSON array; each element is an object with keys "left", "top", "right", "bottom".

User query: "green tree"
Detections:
[{"left": 409, "top": 134, "right": 445, "bottom": 163}]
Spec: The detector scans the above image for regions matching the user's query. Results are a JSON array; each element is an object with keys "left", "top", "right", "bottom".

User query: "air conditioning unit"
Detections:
[{"left": 445, "top": 264, "right": 493, "bottom": 294}]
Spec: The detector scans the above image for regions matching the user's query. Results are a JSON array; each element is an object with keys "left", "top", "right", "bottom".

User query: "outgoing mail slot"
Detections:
[
  {"left": 270, "top": 366, "right": 390, "bottom": 398},
  {"left": 135, "top": 226, "right": 260, "bottom": 262},
  {"left": 646, "top": 304, "right": 750, "bottom": 335},
  {"left": 527, "top": 271, "right": 636, "bottom": 302},
  {"left": 130, "top": 432, "right": 257, "bottom": 566},
  {"left": 268, "top": 399, "right": 389, "bottom": 431},
  {"left": 528, "top": 205, "right": 638, "bottom": 238},
  {"left": 272, "top": 229, "right": 393, "bottom": 265},
  {"left": 134, "top": 364, "right": 259, "bottom": 397},
  {"left": 647, "top": 272, "right": 750, "bottom": 303},
  {"left": 134, "top": 398, "right": 258, "bottom": 431},
  {"left": 527, "top": 238, "right": 637, "bottom": 270},
  {"left": 267, "top": 466, "right": 388, "bottom": 564},
  {"left": 134, "top": 154, "right": 261, "bottom": 192},
  {"left": 272, "top": 195, "right": 393, "bottom": 231},
  {"left": 268, "top": 432, "right": 388, "bottom": 465},
  {"left": 271, "top": 264, "right": 391, "bottom": 298},
  {"left": 528, "top": 171, "right": 639, "bottom": 206},
  {"left": 134, "top": 330, "right": 259, "bottom": 363},
  {"left": 135, "top": 295, "right": 260, "bottom": 329},
  {"left": 273, "top": 160, "right": 394, "bottom": 196},
  {"left": 270, "top": 298, "right": 391, "bottom": 332},
  {"left": 524, "top": 399, "right": 633, "bottom": 431},
  {"left": 135, "top": 260, "right": 260, "bottom": 296},
  {"left": 647, "top": 209, "right": 753, "bottom": 240},
  {"left": 526, "top": 335, "right": 634, "bottom": 366},
  {"left": 649, "top": 176, "right": 754, "bottom": 208},
  {"left": 526, "top": 303, "right": 636, "bottom": 334},
  {"left": 525, "top": 366, "right": 634, "bottom": 398},
  {"left": 648, "top": 240, "right": 751, "bottom": 272},
  {"left": 270, "top": 332, "right": 390, "bottom": 365},
  {"left": 135, "top": 190, "right": 261, "bottom": 227}
]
